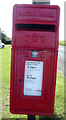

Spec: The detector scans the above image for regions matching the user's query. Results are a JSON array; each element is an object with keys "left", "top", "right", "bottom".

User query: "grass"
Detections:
[
  {"left": 59, "top": 41, "right": 66, "bottom": 46},
  {"left": 0, "top": 45, "right": 64, "bottom": 119}
]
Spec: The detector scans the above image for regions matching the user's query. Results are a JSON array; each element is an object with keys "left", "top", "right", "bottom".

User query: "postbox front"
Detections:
[{"left": 10, "top": 4, "right": 60, "bottom": 116}]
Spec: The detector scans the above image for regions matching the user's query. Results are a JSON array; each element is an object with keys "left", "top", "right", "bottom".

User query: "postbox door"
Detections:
[{"left": 13, "top": 49, "right": 55, "bottom": 114}]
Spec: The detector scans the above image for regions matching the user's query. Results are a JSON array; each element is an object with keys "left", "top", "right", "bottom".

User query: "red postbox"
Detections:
[{"left": 10, "top": 4, "right": 60, "bottom": 116}]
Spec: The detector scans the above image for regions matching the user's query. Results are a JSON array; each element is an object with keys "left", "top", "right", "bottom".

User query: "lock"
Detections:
[{"left": 32, "top": 51, "right": 38, "bottom": 58}]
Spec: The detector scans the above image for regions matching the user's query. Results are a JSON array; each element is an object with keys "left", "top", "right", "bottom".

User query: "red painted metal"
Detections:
[{"left": 10, "top": 4, "right": 60, "bottom": 116}]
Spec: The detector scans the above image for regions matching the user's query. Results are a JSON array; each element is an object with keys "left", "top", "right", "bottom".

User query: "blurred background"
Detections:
[{"left": 0, "top": 0, "right": 65, "bottom": 119}]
